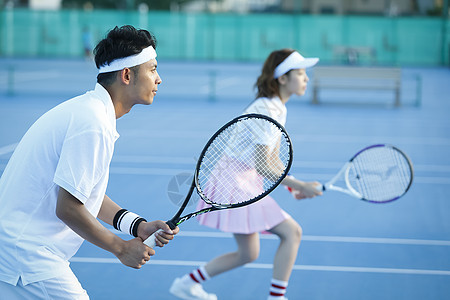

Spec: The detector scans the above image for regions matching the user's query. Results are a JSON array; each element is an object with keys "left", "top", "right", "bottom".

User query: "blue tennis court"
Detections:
[{"left": 0, "top": 58, "right": 449, "bottom": 300}]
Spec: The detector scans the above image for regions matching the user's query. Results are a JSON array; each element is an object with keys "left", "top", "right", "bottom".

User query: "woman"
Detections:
[{"left": 170, "top": 49, "right": 322, "bottom": 300}]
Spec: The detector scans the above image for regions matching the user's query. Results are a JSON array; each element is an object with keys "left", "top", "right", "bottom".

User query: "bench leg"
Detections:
[
  {"left": 312, "top": 87, "right": 319, "bottom": 104},
  {"left": 394, "top": 88, "right": 400, "bottom": 107}
]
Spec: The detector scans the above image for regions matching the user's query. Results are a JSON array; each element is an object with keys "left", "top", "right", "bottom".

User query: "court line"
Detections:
[
  {"left": 2, "top": 147, "right": 449, "bottom": 174},
  {"left": 69, "top": 257, "right": 450, "bottom": 276},
  {"left": 111, "top": 230, "right": 450, "bottom": 247},
  {"left": 109, "top": 167, "right": 450, "bottom": 185},
  {"left": 1, "top": 150, "right": 449, "bottom": 184},
  {"left": 111, "top": 130, "right": 450, "bottom": 146},
  {"left": 289, "top": 134, "right": 450, "bottom": 147},
  {"left": 2, "top": 161, "right": 449, "bottom": 184},
  {"left": 174, "top": 231, "right": 450, "bottom": 246},
  {"left": 112, "top": 155, "right": 450, "bottom": 173}
]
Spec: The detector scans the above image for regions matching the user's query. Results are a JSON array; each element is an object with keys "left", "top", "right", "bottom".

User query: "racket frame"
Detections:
[
  {"left": 167, "top": 113, "right": 293, "bottom": 229},
  {"left": 322, "top": 162, "right": 363, "bottom": 199},
  {"left": 323, "top": 144, "right": 414, "bottom": 203}
]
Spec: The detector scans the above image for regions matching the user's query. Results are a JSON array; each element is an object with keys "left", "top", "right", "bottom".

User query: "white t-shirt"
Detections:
[
  {"left": 223, "top": 97, "right": 287, "bottom": 164},
  {"left": 244, "top": 96, "right": 287, "bottom": 126},
  {"left": 0, "top": 83, "right": 119, "bottom": 285}
]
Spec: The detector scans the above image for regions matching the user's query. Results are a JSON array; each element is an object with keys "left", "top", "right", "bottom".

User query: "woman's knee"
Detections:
[
  {"left": 235, "top": 233, "right": 260, "bottom": 264},
  {"left": 292, "top": 222, "right": 303, "bottom": 244},
  {"left": 274, "top": 219, "right": 302, "bottom": 244},
  {"left": 238, "top": 245, "right": 259, "bottom": 263}
]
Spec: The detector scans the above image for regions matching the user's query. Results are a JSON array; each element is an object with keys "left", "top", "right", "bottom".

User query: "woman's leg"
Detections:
[
  {"left": 170, "top": 232, "right": 261, "bottom": 299},
  {"left": 268, "top": 217, "right": 302, "bottom": 281},
  {"left": 205, "top": 232, "right": 260, "bottom": 277}
]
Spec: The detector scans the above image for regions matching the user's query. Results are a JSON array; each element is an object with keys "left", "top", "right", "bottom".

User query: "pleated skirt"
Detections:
[{"left": 196, "top": 156, "right": 289, "bottom": 234}]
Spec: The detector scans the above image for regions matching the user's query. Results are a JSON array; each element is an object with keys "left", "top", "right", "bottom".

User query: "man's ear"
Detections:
[{"left": 119, "top": 68, "right": 132, "bottom": 85}]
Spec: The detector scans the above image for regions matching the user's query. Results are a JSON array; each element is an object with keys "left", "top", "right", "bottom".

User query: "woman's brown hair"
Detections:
[{"left": 254, "top": 48, "right": 295, "bottom": 99}]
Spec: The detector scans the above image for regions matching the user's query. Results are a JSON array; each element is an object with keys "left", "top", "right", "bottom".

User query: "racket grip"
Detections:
[
  {"left": 286, "top": 186, "right": 302, "bottom": 198},
  {"left": 287, "top": 184, "right": 325, "bottom": 193},
  {"left": 143, "top": 229, "right": 163, "bottom": 248}
]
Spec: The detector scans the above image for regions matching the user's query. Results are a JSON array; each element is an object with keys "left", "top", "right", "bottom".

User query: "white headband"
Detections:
[
  {"left": 273, "top": 51, "right": 319, "bottom": 79},
  {"left": 98, "top": 46, "right": 157, "bottom": 74}
]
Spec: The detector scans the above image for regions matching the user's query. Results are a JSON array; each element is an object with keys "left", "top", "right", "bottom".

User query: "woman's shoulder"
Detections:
[{"left": 244, "top": 97, "right": 280, "bottom": 114}]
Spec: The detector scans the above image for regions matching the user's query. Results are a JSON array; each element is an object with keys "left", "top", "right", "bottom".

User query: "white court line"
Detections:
[
  {"left": 68, "top": 257, "right": 450, "bottom": 276},
  {"left": 1, "top": 150, "right": 449, "bottom": 184},
  {"left": 109, "top": 167, "right": 450, "bottom": 185},
  {"left": 289, "top": 134, "right": 450, "bottom": 147},
  {"left": 112, "top": 155, "right": 450, "bottom": 173},
  {"left": 111, "top": 130, "right": 450, "bottom": 146},
  {"left": 1, "top": 143, "right": 448, "bottom": 172},
  {"left": 112, "top": 230, "right": 450, "bottom": 247},
  {"left": 175, "top": 231, "right": 450, "bottom": 246},
  {"left": 110, "top": 167, "right": 189, "bottom": 176}
]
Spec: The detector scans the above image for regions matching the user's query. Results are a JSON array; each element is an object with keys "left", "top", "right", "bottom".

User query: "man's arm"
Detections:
[
  {"left": 97, "top": 194, "right": 122, "bottom": 226},
  {"left": 97, "top": 194, "right": 179, "bottom": 247},
  {"left": 56, "top": 187, "right": 153, "bottom": 269}
]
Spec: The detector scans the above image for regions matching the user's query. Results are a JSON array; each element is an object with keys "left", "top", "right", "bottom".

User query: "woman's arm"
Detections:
[{"left": 254, "top": 143, "right": 322, "bottom": 199}]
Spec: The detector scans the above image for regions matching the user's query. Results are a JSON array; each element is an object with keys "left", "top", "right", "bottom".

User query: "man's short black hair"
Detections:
[{"left": 94, "top": 25, "right": 157, "bottom": 86}]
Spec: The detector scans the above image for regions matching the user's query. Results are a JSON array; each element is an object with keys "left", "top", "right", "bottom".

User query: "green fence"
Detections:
[{"left": 0, "top": 9, "right": 449, "bottom": 66}]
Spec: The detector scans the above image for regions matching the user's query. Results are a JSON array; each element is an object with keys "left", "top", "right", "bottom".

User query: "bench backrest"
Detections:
[
  {"left": 313, "top": 66, "right": 401, "bottom": 80},
  {"left": 312, "top": 66, "right": 401, "bottom": 89}
]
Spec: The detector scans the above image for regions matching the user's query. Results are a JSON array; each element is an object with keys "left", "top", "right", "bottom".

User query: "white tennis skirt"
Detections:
[{"left": 196, "top": 156, "right": 289, "bottom": 234}]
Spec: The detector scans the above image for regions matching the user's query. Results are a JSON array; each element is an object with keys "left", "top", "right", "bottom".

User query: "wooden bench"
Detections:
[{"left": 311, "top": 66, "right": 402, "bottom": 106}]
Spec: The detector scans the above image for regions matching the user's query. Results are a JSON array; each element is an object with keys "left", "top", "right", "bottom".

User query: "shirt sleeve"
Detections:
[
  {"left": 53, "top": 130, "right": 113, "bottom": 203},
  {"left": 244, "top": 99, "right": 281, "bottom": 148}
]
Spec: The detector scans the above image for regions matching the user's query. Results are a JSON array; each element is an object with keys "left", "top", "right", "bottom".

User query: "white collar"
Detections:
[{"left": 93, "top": 83, "right": 119, "bottom": 139}]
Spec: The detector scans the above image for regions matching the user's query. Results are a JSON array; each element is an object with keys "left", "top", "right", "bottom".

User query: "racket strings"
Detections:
[
  {"left": 197, "top": 117, "right": 291, "bottom": 207},
  {"left": 349, "top": 147, "right": 412, "bottom": 202}
]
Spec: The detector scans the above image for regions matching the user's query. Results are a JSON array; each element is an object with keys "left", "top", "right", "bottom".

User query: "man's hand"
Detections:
[
  {"left": 115, "top": 238, "right": 155, "bottom": 269},
  {"left": 137, "top": 220, "right": 180, "bottom": 247}
]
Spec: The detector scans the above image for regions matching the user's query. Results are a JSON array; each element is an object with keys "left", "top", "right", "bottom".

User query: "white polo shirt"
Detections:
[
  {"left": 224, "top": 97, "right": 287, "bottom": 163},
  {"left": 244, "top": 97, "right": 287, "bottom": 126},
  {"left": 0, "top": 83, "right": 119, "bottom": 286},
  {"left": 244, "top": 96, "right": 287, "bottom": 151}
]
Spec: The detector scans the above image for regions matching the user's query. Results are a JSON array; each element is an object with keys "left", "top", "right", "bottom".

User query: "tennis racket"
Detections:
[
  {"left": 289, "top": 144, "right": 413, "bottom": 203},
  {"left": 144, "top": 113, "right": 293, "bottom": 248}
]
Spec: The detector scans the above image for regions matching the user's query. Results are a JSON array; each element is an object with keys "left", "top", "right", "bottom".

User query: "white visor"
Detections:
[
  {"left": 98, "top": 45, "right": 157, "bottom": 74},
  {"left": 273, "top": 51, "right": 319, "bottom": 79}
]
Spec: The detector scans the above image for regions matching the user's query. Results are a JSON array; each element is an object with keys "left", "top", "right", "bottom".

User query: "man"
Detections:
[{"left": 0, "top": 25, "right": 179, "bottom": 299}]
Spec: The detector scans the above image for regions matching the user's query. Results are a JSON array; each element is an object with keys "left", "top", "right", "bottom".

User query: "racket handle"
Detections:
[
  {"left": 287, "top": 184, "right": 325, "bottom": 193},
  {"left": 316, "top": 183, "right": 325, "bottom": 191},
  {"left": 143, "top": 229, "right": 163, "bottom": 248},
  {"left": 142, "top": 220, "right": 177, "bottom": 248},
  {"left": 286, "top": 186, "right": 303, "bottom": 198}
]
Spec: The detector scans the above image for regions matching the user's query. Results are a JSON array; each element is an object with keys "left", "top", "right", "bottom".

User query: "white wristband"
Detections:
[{"left": 113, "top": 209, "right": 146, "bottom": 237}]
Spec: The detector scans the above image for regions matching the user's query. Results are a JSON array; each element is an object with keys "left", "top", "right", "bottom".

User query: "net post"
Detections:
[
  {"left": 208, "top": 69, "right": 217, "bottom": 102},
  {"left": 415, "top": 74, "right": 422, "bottom": 107},
  {"left": 7, "top": 65, "right": 15, "bottom": 96}
]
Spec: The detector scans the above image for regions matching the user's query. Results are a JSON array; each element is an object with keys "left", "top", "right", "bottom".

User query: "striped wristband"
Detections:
[{"left": 113, "top": 209, "right": 147, "bottom": 237}]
